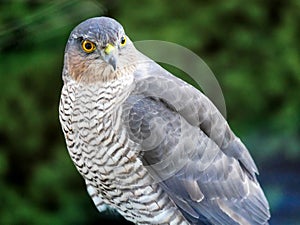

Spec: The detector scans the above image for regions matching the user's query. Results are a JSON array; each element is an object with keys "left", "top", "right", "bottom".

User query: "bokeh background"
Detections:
[{"left": 0, "top": 0, "right": 299, "bottom": 224}]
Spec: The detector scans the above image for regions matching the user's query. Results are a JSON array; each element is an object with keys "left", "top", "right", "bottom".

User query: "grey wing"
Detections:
[{"left": 122, "top": 60, "right": 270, "bottom": 224}]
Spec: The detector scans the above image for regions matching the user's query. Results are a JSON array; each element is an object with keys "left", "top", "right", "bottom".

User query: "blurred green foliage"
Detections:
[{"left": 0, "top": 0, "right": 299, "bottom": 224}]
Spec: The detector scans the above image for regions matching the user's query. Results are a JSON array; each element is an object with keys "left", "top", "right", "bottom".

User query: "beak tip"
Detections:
[{"left": 108, "top": 56, "right": 117, "bottom": 71}]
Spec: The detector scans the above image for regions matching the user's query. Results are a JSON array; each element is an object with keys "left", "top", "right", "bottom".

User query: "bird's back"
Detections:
[{"left": 121, "top": 60, "right": 270, "bottom": 225}]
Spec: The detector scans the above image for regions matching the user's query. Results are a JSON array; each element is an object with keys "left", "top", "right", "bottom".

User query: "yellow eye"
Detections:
[
  {"left": 120, "top": 36, "right": 126, "bottom": 46},
  {"left": 81, "top": 40, "right": 96, "bottom": 53}
]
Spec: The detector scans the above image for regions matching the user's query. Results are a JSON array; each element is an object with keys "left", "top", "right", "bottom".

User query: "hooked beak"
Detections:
[{"left": 103, "top": 43, "right": 117, "bottom": 70}]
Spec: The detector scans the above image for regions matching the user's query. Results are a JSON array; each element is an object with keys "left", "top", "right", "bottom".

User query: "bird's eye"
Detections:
[
  {"left": 81, "top": 40, "right": 96, "bottom": 53},
  {"left": 120, "top": 36, "right": 126, "bottom": 46}
]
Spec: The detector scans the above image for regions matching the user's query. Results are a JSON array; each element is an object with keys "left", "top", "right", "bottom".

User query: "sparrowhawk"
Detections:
[{"left": 59, "top": 17, "right": 270, "bottom": 225}]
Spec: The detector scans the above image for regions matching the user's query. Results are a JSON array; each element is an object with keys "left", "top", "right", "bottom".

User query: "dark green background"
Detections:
[{"left": 0, "top": 0, "right": 299, "bottom": 224}]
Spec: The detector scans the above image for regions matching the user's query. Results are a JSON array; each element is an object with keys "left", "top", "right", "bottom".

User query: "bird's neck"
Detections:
[{"left": 75, "top": 72, "right": 134, "bottom": 115}]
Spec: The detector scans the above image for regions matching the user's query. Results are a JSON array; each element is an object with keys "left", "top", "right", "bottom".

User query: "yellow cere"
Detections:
[{"left": 104, "top": 43, "right": 115, "bottom": 55}]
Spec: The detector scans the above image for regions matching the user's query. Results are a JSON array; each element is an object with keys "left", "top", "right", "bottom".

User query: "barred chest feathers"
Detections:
[{"left": 59, "top": 73, "right": 189, "bottom": 224}]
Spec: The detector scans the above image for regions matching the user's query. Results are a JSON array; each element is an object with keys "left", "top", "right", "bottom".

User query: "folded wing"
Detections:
[{"left": 122, "top": 60, "right": 270, "bottom": 224}]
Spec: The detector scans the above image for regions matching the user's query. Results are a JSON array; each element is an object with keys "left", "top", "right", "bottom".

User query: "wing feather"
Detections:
[
  {"left": 133, "top": 60, "right": 258, "bottom": 177},
  {"left": 122, "top": 59, "right": 270, "bottom": 224}
]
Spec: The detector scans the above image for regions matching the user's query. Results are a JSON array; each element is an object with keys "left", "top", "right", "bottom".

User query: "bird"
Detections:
[{"left": 59, "top": 16, "right": 270, "bottom": 225}]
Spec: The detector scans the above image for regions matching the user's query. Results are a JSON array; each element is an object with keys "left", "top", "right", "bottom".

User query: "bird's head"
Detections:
[{"left": 63, "top": 17, "right": 136, "bottom": 83}]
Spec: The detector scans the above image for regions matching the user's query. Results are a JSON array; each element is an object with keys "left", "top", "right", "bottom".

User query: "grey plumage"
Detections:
[{"left": 59, "top": 17, "right": 270, "bottom": 224}]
